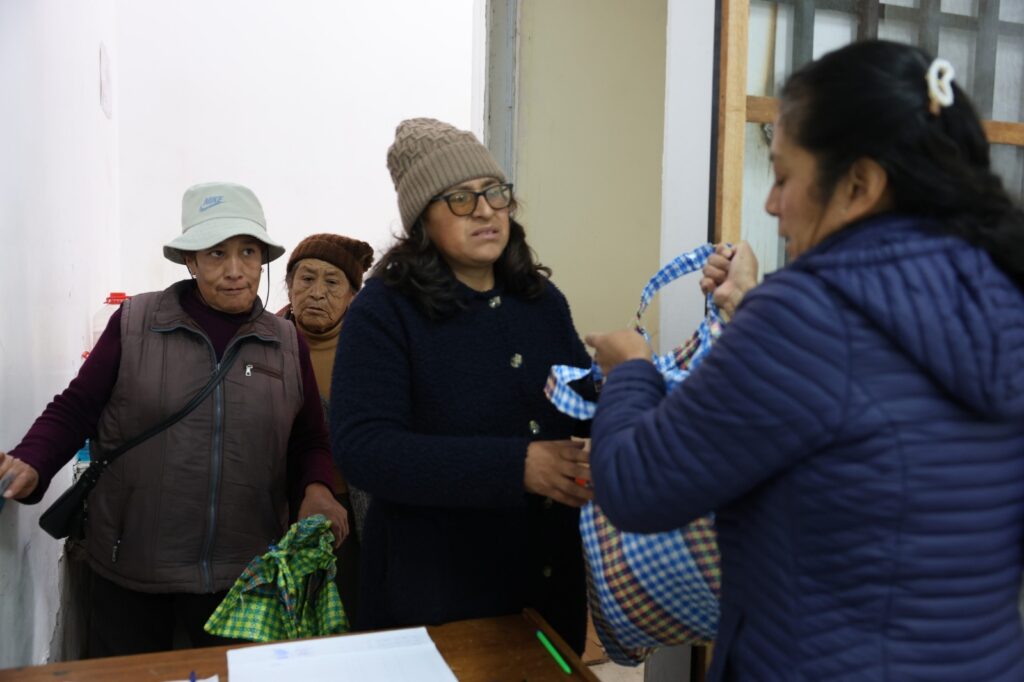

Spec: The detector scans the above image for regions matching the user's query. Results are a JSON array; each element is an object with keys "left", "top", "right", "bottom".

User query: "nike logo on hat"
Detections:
[{"left": 199, "top": 195, "right": 225, "bottom": 212}]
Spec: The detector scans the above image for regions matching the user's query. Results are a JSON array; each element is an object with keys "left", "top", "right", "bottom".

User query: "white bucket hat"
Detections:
[{"left": 163, "top": 182, "right": 285, "bottom": 264}]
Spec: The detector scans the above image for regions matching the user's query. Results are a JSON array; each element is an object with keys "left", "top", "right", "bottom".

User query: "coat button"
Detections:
[
  {"left": 543, "top": 497, "right": 553, "bottom": 509},
  {"left": 542, "top": 565, "right": 553, "bottom": 578},
  {"left": 488, "top": 296, "right": 502, "bottom": 308},
  {"left": 510, "top": 353, "right": 523, "bottom": 368},
  {"left": 528, "top": 420, "right": 541, "bottom": 435}
]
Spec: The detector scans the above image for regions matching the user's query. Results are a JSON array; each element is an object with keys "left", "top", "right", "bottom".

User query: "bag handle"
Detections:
[
  {"left": 634, "top": 243, "right": 718, "bottom": 340},
  {"left": 545, "top": 244, "right": 723, "bottom": 420}
]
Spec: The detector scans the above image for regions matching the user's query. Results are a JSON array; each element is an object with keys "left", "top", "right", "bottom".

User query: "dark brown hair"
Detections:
[
  {"left": 780, "top": 40, "right": 1024, "bottom": 288},
  {"left": 372, "top": 198, "right": 550, "bottom": 319}
]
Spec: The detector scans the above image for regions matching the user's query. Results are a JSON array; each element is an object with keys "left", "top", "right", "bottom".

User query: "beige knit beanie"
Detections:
[{"left": 386, "top": 118, "right": 507, "bottom": 230}]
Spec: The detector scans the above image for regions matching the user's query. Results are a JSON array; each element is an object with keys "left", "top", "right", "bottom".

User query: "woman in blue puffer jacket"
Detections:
[{"left": 586, "top": 40, "right": 1024, "bottom": 681}]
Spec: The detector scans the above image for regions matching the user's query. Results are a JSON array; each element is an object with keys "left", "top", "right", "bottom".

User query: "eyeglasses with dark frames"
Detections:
[{"left": 430, "top": 183, "right": 514, "bottom": 217}]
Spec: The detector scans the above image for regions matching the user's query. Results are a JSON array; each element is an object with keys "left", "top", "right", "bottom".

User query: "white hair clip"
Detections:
[{"left": 926, "top": 58, "right": 955, "bottom": 116}]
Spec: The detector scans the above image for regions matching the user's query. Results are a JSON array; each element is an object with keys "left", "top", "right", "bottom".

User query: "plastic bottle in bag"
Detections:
[{"left": 75, "top": 441, "right": 91, "bottom": 464}]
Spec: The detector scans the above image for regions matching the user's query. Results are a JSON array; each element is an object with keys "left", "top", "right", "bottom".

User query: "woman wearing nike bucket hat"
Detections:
[
  {"left": 0, "top": 181, "right": 347, "bottom": 657},
  {"left": 331, "top": 119, "right": 594, "bottom": 653}
]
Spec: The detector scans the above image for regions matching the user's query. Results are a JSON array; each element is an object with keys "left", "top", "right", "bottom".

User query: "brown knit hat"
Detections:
[
  {"left": 286, "top": 233, "right": 374, "bottom": 290},
  {"left": 386, "top": 118, "right": 507, "bottom": 230}
]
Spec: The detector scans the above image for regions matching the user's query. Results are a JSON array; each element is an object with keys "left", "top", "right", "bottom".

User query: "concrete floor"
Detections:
[{"left": 591, "top": 660, "right": 645, "bottom": 681}]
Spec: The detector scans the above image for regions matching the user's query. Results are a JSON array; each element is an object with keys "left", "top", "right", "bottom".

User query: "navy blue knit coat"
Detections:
[
  {"left": 592, "top": 214, "right": 1024, "bottom": 680},
  {"left": 331, "top": 275, "right": 591, "bottom": 652}
]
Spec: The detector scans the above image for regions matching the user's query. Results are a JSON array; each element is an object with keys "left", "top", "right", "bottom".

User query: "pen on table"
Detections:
[
  {"left": 189, "top": 671, "right": 196, "bottom": 682},
  {"left": 535, "top": 629, "right": 572, "bottom": 675}
]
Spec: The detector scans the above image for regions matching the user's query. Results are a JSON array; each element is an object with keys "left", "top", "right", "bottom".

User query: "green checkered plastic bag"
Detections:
[{"left": 204, "top": 515, "right": 349, "bottom": 641}]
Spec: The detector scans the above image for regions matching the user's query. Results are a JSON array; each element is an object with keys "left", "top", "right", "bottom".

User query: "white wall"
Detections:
[
  {"left": 0, "top": 0, "right": 119, "bottom": 667},
  {"left": 658, "top": 0, "right": 718, "bottom": 351},
  {"left": 115, "top": 0, "right": 478, "bottom": 311}
]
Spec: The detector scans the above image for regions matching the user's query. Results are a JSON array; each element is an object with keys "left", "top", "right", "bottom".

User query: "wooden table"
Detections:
[{"left": 0, "top": 609, "right": 600, "bottom": 681}]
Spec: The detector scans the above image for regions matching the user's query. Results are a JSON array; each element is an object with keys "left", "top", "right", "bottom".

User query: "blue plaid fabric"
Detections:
[
  {"left": 582, "top": 506, "right": 719, "bottom": 664},
  {"left": 545, "top": 364, "right": 602, "bottom": 420},
  {"left": 545, "top": 244, "right": 720, "bottom": 419},
  {"left": 634, "top": 243, "right": 716, "bottom": 340},
  {"left": 557, "top": 243, "right": 724, "bottom": 665}
]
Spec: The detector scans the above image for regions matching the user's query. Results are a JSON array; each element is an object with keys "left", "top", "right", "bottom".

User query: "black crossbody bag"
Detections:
[{"left": 39, "top": 344, "right": 242, "bottom": 540}]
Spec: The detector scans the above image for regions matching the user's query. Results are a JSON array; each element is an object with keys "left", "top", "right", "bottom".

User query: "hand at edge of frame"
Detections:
[{"left": 0, "top": 452, "right": 39, "bottom": 501}]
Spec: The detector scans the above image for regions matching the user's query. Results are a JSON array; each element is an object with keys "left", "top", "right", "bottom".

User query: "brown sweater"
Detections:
[
  {"left": 303, "top": 322, "right": 342, "bottom": 402},
  {"left": 280, "top": 308, "right": 348, "bottom": 493}
]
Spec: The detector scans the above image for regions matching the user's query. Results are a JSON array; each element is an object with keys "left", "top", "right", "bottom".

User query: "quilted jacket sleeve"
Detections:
[{"left": 591, "top": 270, "right": 851, "bottom": 533}]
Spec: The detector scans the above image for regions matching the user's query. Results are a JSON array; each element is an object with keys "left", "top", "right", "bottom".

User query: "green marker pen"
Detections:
[{"left": 535, "top": 629, "right": 572, "bottom": 675}]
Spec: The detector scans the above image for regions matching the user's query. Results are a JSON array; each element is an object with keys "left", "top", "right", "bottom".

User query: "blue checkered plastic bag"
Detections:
[
  {"left": 547, "top": 244, "right": 724, "bottom": 665},
  {"left": 583, "top": 507, "right": 719, "bottom": 665},
  {"left": 545, "top": 244, "right": 722, "bottom": 419}
]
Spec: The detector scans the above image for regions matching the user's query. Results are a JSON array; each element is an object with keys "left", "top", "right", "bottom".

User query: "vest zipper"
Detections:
[
  {"left": 111, "top": 486, "right": 134, "bottom": 564},
  {"left": 199, "top": 354, "right": 227, "bottom": 593},
  {"left": 155, "top": 321, "right": 268, "bottom": 595},
  {"left": 243, "top": 361, "right": 283, "bottom": 380}
]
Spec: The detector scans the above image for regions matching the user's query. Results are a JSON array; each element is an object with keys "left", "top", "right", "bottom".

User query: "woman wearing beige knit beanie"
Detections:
[
  {"left": 280, "top": 231, "right": 375, "bottom": 625},
  {"left": 330, "top": 118, "right": 594, "bottom": 653}
]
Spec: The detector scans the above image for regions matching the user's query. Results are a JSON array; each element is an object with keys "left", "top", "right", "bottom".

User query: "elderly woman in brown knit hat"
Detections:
[
  {"left": 331, "top": 118, "right": 594, "bottom": 653},
  {"left": 280, "top": 232, "right": 374, "bottom": 623},
  {"left": 283, "top": 234, "right": 374, "bottom": 401}
]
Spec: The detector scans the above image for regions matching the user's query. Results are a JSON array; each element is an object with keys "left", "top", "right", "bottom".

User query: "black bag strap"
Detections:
[
  {"left": 90, "top": 342, "right": 243, "bottom": 470},
  {"left": 38, "top": 343, "right": 245, "bottom": 539}
]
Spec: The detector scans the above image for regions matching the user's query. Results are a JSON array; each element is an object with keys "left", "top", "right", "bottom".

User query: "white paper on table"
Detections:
[{"left": 226, "top": 627, "right": 458, "bottom": 682}]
